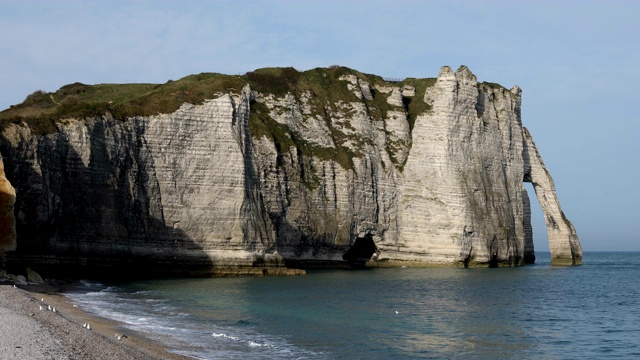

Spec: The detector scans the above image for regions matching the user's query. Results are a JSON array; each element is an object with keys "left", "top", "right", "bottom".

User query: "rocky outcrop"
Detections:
[
  {"left": 523, "top": 128, "right": 582, "bottom": 265},
  {"left": 0, "top": 66, "right": 581, "bottom": 274},
  {"left": 0, "top": 154, "right": 16, "bottom": 253}
]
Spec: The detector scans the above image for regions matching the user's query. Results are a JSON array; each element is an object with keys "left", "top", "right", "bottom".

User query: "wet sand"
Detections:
[{"left": 0, "top": 282, "right": 190, "bottom": 359}]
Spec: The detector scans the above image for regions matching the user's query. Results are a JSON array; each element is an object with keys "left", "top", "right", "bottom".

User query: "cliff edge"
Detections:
[{"left": 0, "top": 65, "right": 582, "bottom": 275}]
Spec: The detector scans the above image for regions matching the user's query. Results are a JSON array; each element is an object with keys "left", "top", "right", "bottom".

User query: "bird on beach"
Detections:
[
  {"left": 47, "top": 305, "right": 52, "bottom": 311},
  {"left": 115, "top": 333, "right": 128, "bottom": 341},
  {"left": 41, "top": 298, "right": 44, "bottom": 302},
  {"left": 39, "top": 305, "right": 43, "bottom": 311},
  {"left": 52, "top": 307, "right": 57, "bottom": 313}
]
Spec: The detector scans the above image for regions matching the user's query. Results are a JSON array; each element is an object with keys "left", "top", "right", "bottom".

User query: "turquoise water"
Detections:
[{"left": 66, "top": 252, "right": 640, "bottom": 359}]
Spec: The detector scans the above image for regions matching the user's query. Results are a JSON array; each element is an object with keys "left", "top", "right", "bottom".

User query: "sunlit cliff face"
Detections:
[{"left": 0, "top": 66, "right": 581, "bottom": 274}]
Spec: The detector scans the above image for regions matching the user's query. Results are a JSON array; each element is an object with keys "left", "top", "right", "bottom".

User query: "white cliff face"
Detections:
[
  {"left": 395, "top": 67, "right": 529, "bottom": 265},
  {"left": 0, "top": 87, "right": 281, "bottom": 273},
  {"left": 0, "top": 66, "right": 581, "bottom": 272},
  {"left": 250, "top": 66, "right": 580, "bottom": 266},
  {"left": 138, "top": 87, "right": 275, "bottom": 263}
]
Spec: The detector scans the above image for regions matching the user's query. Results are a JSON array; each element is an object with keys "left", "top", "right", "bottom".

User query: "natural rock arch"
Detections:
[{"left": 523, "top": 129, "right": 582, "bottom": 265}]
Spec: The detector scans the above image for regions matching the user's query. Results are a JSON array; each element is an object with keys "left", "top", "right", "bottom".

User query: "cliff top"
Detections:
[
  {"left": 0, "top": 65, "right": 509, "bottom": 136},
  {"left": 0, "top": 66, "right": 436, "bottom": 133}
]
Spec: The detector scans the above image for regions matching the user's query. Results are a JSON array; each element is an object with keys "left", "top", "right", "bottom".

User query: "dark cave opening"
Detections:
[{"left": 342, "top": 234, "right": 379, "bottom": 269}]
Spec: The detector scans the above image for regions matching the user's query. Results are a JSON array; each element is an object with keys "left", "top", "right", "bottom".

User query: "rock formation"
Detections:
[
  {"left": 0, "top": 65, "right": 582, "bottom": 275},
  {"left": 0, "top": 154, "right": 16, "bottom": 253}
]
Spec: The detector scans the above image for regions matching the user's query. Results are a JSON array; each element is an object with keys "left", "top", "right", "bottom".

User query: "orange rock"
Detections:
[{"left": 0, "top": 155, "right": 16, "bottom": 252}]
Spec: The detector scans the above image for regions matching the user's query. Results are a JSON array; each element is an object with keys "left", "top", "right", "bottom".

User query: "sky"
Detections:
[{"left": 0, "top": 0, "right": 638, "bottom": 252}]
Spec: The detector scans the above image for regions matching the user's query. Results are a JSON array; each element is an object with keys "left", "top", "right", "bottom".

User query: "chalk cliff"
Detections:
[{"left": 0, "top": 66, "right": 582, "bottom": 274}]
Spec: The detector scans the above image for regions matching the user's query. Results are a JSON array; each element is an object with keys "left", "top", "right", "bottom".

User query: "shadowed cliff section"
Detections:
[{"left": 0, "top": 121, "right": 215, "bottom": 279}]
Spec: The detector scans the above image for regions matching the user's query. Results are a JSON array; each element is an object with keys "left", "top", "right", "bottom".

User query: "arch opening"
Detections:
[{"left": 524, "top": 182, "right": 549, "bottom": 254}]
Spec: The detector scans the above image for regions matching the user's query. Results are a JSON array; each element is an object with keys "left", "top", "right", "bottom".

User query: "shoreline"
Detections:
[{"left": 0, "top": 280, "right": 190, "bottom": 360}]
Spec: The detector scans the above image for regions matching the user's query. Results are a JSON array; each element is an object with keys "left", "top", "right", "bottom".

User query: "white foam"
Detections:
[
  {"left": 212, "top": 332, "right": 240, "bottom": 341},
  {"left": 66, "top": 282, "right": 326, "bottom": 360}
]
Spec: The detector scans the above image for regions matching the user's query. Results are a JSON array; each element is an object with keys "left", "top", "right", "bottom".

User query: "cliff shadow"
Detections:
[
  {"left": 272, "top": 215, "right": 351, "bottom": 269},
  {"left": 274, "top": 214, "right": 381, "bottom": 270},
  {"left": 342, "top": 234, "right": 380, "bottom": 269},
  {"left": 0, "top": 121, "right": 215, "bottom": 279}
]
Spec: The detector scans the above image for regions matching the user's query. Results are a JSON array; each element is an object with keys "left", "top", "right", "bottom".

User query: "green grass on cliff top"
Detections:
[
  {"left": 0, "top": 66, "right": 438, "bottom": 134},
  {"left": 0, "top": 73, "right": 247, "bottom": 135}
]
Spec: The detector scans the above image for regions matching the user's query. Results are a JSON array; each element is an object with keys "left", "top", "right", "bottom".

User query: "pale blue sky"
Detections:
[{"left": 1, "top": 0, "right": 638, "bottom": 252}]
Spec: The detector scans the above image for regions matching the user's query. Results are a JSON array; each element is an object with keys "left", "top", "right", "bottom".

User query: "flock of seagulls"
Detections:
[
  {"left": 37, "top": 299, "right": 57, "bottom": 313},
  {"left": 34, "top": 296, "right": 128, "bottom": 341},
  {"left": 14, "top": 286, "right": 133, "bottom": 345}
]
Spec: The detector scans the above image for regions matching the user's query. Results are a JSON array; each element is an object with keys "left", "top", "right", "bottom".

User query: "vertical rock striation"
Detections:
[
  {"left": 398, "top": 66, "right": 530, "bottom": 266},
  {"left": 0, "top": 87, "right": 285, "bottom": 275},
  {"left": 0, "top": 65, "right": 581, "bottom": 273}
]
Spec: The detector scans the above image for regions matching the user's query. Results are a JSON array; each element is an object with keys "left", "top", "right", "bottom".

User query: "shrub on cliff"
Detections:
[{"left": 245, "top": 67, "right": 301, "bottom": 96}]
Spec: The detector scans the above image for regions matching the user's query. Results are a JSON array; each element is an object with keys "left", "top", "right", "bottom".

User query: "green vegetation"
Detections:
[
  {"left": 401, "top": 77, "right": 436, "bottom": 131},
  {"left": 248, "top": 101, "right": 296, "bottom": 151},
  {"left": 246, "top": 66, "right": 379, "bottom": 172},
  {"left": 0, "top": 65, "right": 441, "bottom": 174},
  {"left": 245, "top": 67, "right": 439, "bottom": 171},
  {"left": 249, "top": 100, "right": 355, "bottom": 172},
  {"left": 0, "top": 73, "right": 245, "bottom": 134},
  {"left": 245, "top": 67, "right": 300, "bottom": 97}
]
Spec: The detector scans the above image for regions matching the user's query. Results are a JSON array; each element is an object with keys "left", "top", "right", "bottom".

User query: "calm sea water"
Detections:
[{"left": 65, "top": 252, "right": 640, "bottom": 359}]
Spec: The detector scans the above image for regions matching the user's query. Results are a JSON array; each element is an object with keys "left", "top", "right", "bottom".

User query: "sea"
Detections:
[{"left": 65, "top": 252, "right": 640, "bottom": 359}]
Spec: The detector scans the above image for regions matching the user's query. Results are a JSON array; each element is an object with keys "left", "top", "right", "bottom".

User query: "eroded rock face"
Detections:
[
  {"left": 398, "top": 66, "right": 530, "bottom": 266},
  {"left": 523, "top": 128, "right": 582, "bottom": 265},
  {"left": 0, "top": 154, "right": 16, "bottom": 253},
  {"left": 0, "top": 66, "right": 582, "bottom": 273},
  {"left": 0, "top": 86, "right": 283, "bottom": 275}
]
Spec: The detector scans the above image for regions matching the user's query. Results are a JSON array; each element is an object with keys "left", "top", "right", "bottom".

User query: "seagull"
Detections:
[
  {"left": 13, "top": 285, "right": 16, "bottom": 288},
  {"left": 395, "top": 311, "right": 399, "bottom": 314},
  {"left": 115, "top": 334, "right": 128, "bottom": 341},
  {"left": 52, "top": 307, "right": 57, "bottom": 313},
  {"left": 86, "top": 323, "right": 91, "bottom": 330},
  {"left": 73, "top": 305, "right": 78, "bottom": 308},
  {"left": 47, "top": 305, "right": 52, "bottom": 311},
  {"left": 41, "top": 298, "right": 44, "bottom": 302},
  {"left": 39, "top": 305, "right": 43, "bottom": 311},
  {"left": 83, "top": 322, "right": 87, "bottom": 328}
]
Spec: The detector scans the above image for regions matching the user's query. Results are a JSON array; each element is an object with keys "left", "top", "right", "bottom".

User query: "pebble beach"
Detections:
[{"left": 0, "top": 282, "right": 189, "bottom": 360}]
